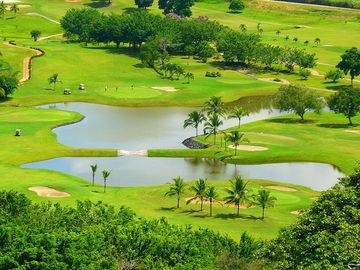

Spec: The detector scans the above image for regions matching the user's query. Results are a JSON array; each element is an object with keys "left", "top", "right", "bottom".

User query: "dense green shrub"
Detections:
[{"left": 0, "top": 191, "right": 245, "bottom": 269}]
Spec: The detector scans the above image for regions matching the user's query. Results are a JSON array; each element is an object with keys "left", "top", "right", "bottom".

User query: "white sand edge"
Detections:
[
  {"left": 29, "top": 186, "right": 70, "bottom": 198},
  {"left": 118, "top": 149, "right": 148, "bottom": 156},
  {"left": 228, "top": 144, "right": 269, "bottom": 151}
]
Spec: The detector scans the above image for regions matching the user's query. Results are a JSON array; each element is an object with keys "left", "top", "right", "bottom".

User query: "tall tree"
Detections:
[
  {"left": 228, "top": 0, "right": 245, "bottom": 13},
  {"left": 102, "top": 170, "right": 111, "bottom": 193},
  {"left": 275, "top": 84, "right": 324, "bottom": 120},
  {"left": 224, "top": 176, "right": 249, "bottom": 217},
  {"left": 0, "top": 73, "right": 18, "bottom": 97},
  {"left": 186, "top": 178, "right": 208, "bottom": 211},
  {"left": 48, "top": 74, "right": 61, "bottom": 90},
  {"left": 205, "top": 186, "right": 218, "bottom": 217},
  {"left": 158, "top": 0, "right": 195, "bottom": 17},
  {"left": 225, "top": 130, "right": 248, "bottom": 156},
  {"left": 336, "top": 47, "right": 360, "bottom": 86},
  {"left": 203, "top": 96, "right": 226, "bottom": 116},
  {"left": 251, "top": 189, "right": 277, "bottom": 219},
  {"left": 183, "top": 111, "right": 206, "bottom": 136},
  {"left": 0, "top": 2, "right": 5, "bottom": 18},
  {"left": 30, "top": 30, "right": 41, "bottom": 42},
  {"left": 90, "top": 164, "right": 97, "bottom": 186},
  {"left": 328, "top": 87, "right": 360, "bottom": 125},
  {"left": 135, "top": 0, "right": 154, "bottom": 9},
  {"left": 165, "top": 177, "right": 187, "bottom": 208},
  {"left": 204, "top": 113, "right": 223, "bottom": 144},
  {"left": 228, "top": 106, "right": 249, "bottom": 127},
  {"left": 325, "top": 69, "right": 344, "bottom": 83},
  {"left": 10, "top": 4, "right": 19, "bottom": 16}
]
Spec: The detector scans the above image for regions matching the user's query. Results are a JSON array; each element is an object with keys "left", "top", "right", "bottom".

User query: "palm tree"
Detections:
[
  {"left": 204, "top": 113, "right": 223, "bottom": 144},
  {"left": 0, "top": 2, "right": 5, "bottom": 18},
  {"left": 48, "top": 73, "right": 61, "bottom": 90},
  {"left": 10, "top": 4, "right": 19, "bottom": 16},
  {"left": 285, "top": 35, "right": 289, "bottom": 41},
  {"left": 90, "top": 164, "right": 97, "bottom": 186},
  {"left": 183, "top": 111, "right": 206, "bottom": 136},
  {"left": 228, "top": 106, "right": 249, "bottom": 127},
  {"left": 165, "top": 177, "right": 187, "bottom": 208},
  {"left": 102, "top": 170, "right": 111, "bottom": 193},
  {"left": 304, "top": 40, "right": 309, "bottom": 46},
  {"left": 276, "top": 30, "right": 281, "bottom": 37},
  {"left": 225, "top": 130, "right": 249, "bottom": 156},
  {"left": 184, "top": 72, "right": 194, "bottom": 84},
  {"left": 314, "top": 37, "right": 321, "bottom": 46},
  {"left": 252, "top": 189, "right": 277, "bottom": 219},
  {"left": 224, "top": 176, "right": 249, "bottom": 217},
  {"left": 186, "top": 178, "right": 208, "bottom": 211},
  {"left": 203, "top": 96, "right": 226, "bottom": 116},
  {"left": 205, "top": 186, "right": 218, "bottom": 217},
  {"left": 293, "top": 37, "right": 298, "bottom": 42},
  {"left": 239, "top": 24, "right": 247, "bottom": 32}
]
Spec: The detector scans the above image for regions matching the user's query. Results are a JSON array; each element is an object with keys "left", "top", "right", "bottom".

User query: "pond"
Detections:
[
  {"left": 37, "top": 102, "right": 284, "bottom": 149},
  {"left": 22, "top": 157, "right": 344, "bottom": 190}
]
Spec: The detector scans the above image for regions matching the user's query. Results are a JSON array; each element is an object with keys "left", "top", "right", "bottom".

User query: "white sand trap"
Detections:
[
  {"left": 291, "top": 210, "right": 300, "bottom": 215},
  {"left": 65, "top": 0, "right": 81, "bottom": 2},
  {"left": 151, "top": 86, "right": 178, "bottom": 92},
  {"left": 345, "top": 130, "right": 360, "bottom": 135},
  {"left": 29, "top": 186, "right": 70, "bottom": 198},
  {"left": 185, "top": 197, "right": 254, "bottom": 209},
  {"left": 2, "top": 0, "right": 20, "bottom": 2},
  {"left": 228, "top": 144, "right": 268, "bottom": 151},
  {"left": 322, "top": 44, "right": 333, "bottom": 47},
  {"left": 257, "top": 77, "right": 290, "bottom": 85},
  {"left": 266, "top": 185, "right": 297, "bottom": 192},
  {"left": 118, "top": 149, "right": 148, "bottom": 156}
]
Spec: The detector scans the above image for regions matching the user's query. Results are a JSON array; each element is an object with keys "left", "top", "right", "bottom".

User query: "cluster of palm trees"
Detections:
[
  {"left": 183, "top": 96, "right": 250, "bottom": 154},
  {"left": 165, "top": 176, "right": 277, "bottom": 219},
  {"left": 90, "top": 164, "right": 111, "bottom": 193},
  {"left": 0, "top": 2, "right": 20, "bottom": 18}
]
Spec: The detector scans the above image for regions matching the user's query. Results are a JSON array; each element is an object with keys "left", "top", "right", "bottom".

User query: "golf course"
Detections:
[{"left": 0, "top": 0, "right": 359, "bottom": 267}]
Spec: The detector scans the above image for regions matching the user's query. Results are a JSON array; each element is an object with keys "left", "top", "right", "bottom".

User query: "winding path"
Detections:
[{"left": 2, "top": 42, "right": 44, "bottom": 83}]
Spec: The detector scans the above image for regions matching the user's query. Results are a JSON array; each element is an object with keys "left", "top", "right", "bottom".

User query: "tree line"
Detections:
[{"left": 60, "top": 8, "right": 317, "bottom": 75}]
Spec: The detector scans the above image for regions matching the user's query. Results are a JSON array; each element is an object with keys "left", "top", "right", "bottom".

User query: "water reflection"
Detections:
[{"left": 22, "top": 157, "right": 344, "bottom": 190}]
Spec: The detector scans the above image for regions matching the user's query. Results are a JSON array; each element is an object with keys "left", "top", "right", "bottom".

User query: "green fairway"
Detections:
[{"left": 0, "top": 0, "right": 359, "bottom": 242}]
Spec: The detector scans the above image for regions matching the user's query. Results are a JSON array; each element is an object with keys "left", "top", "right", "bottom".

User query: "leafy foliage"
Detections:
[
  {"left": 263, "top": 166, "right": 360, "bottom": 269},
  {"left": 0, "top": 191, "right": 243, "bottom": 269},
  {"left": 337, "top": 47, "right": 360, "bottom": 85}
]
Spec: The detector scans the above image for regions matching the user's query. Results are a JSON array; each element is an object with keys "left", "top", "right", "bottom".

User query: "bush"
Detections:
[
  {"left": 205, "top": 71, "right": 221, "bottom": 77},
  {"left": 325, "top": 68, "right": 344, "bottom": 83},
  {"left": 299, "top": 68, "right": 311, "bottom": 80}
]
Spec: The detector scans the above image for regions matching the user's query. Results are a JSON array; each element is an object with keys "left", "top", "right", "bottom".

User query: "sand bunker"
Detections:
[
  {"left": 228, "top": 145, "right": 268, "bottom": 151},
  {"left": 345, "top": 130, "right": 360, "bottom": 135},
  {"left": 151, "top": 86, "right": 178, "bottom": 92},
  {"left": 118, "top": 149, "right": 148, "bottom": 156},
  {"left": 29, "top": 186, "right": 70, "bottom": 198},
  {"left": 266, "top": 185, "right": 297, "bottom": 192},
  {"left": 65, "top": 0, "right": 81, "bottom": 2},
  {"left": 185, "top": 197, "right": 253, "bottom": 209},
  {"left": 246, "top": 132, "right": 296, "bottom": 141},
  {"left": 257, "top": 77, "right": 290, "bottom": 85},
  {"left": 291, "top": 210, "right": 300, "bottom": 215}
]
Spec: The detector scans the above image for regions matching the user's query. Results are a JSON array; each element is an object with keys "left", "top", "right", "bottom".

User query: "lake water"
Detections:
[
  {"left": 38, "top": 102, "right": 284, "bottom": 150},
  {"left": 22, "top": 157, "right": 344, "bottom": 190}
]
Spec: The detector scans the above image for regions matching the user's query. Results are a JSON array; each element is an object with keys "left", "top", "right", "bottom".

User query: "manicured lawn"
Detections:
[{"left": 175, "top": 112, "right": 360, "bottom": 175}]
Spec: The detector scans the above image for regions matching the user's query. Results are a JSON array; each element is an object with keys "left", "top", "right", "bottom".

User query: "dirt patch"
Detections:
[
  {"left": 185, "top": 197, "right": 254, "bottom": 209},
  {"left": 345, "top": 130, "right": 360, "bottom": 135},
  {"left": 118, "top": 149, "right": 148, "bottom": 156},
  {"left": 29, "top": 186, "right": 70, "bottom": 198},
  {"left": 266, "top": 185, "right": 297, "bottom": 192},
  {"left": 228, "top": 144, "right": 269, "bottom": 151},
  {"left": 151, "top": 86, "right": 178, "bottom": 92}
]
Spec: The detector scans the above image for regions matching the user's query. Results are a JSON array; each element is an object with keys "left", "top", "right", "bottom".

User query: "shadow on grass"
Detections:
[
  {"left": 317, "top": 123, "right": 358, "bottom": 129},
  {"left": 0, "top": 96, "right": 13, "bottom": 104},
  {"left": 214, "top": 213, "right": 260, "bottom": 220},
  {"left": 84, "top": 45, "right": 140, "bottom": 58},
  {"left": 159, "top": 207, "right": 176, "bottom": 212},
  {"left": 325, "top": 84, "right": 352, "bottom": 91},
  {"left": 84, "top": 1, "right": 110, "bottom": 8},
  {"left": 122, "top": 7, "right": 139, "bottom": 14},
  {"left": 266, "top": 118, "right": 315, "bottom": 124}
]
